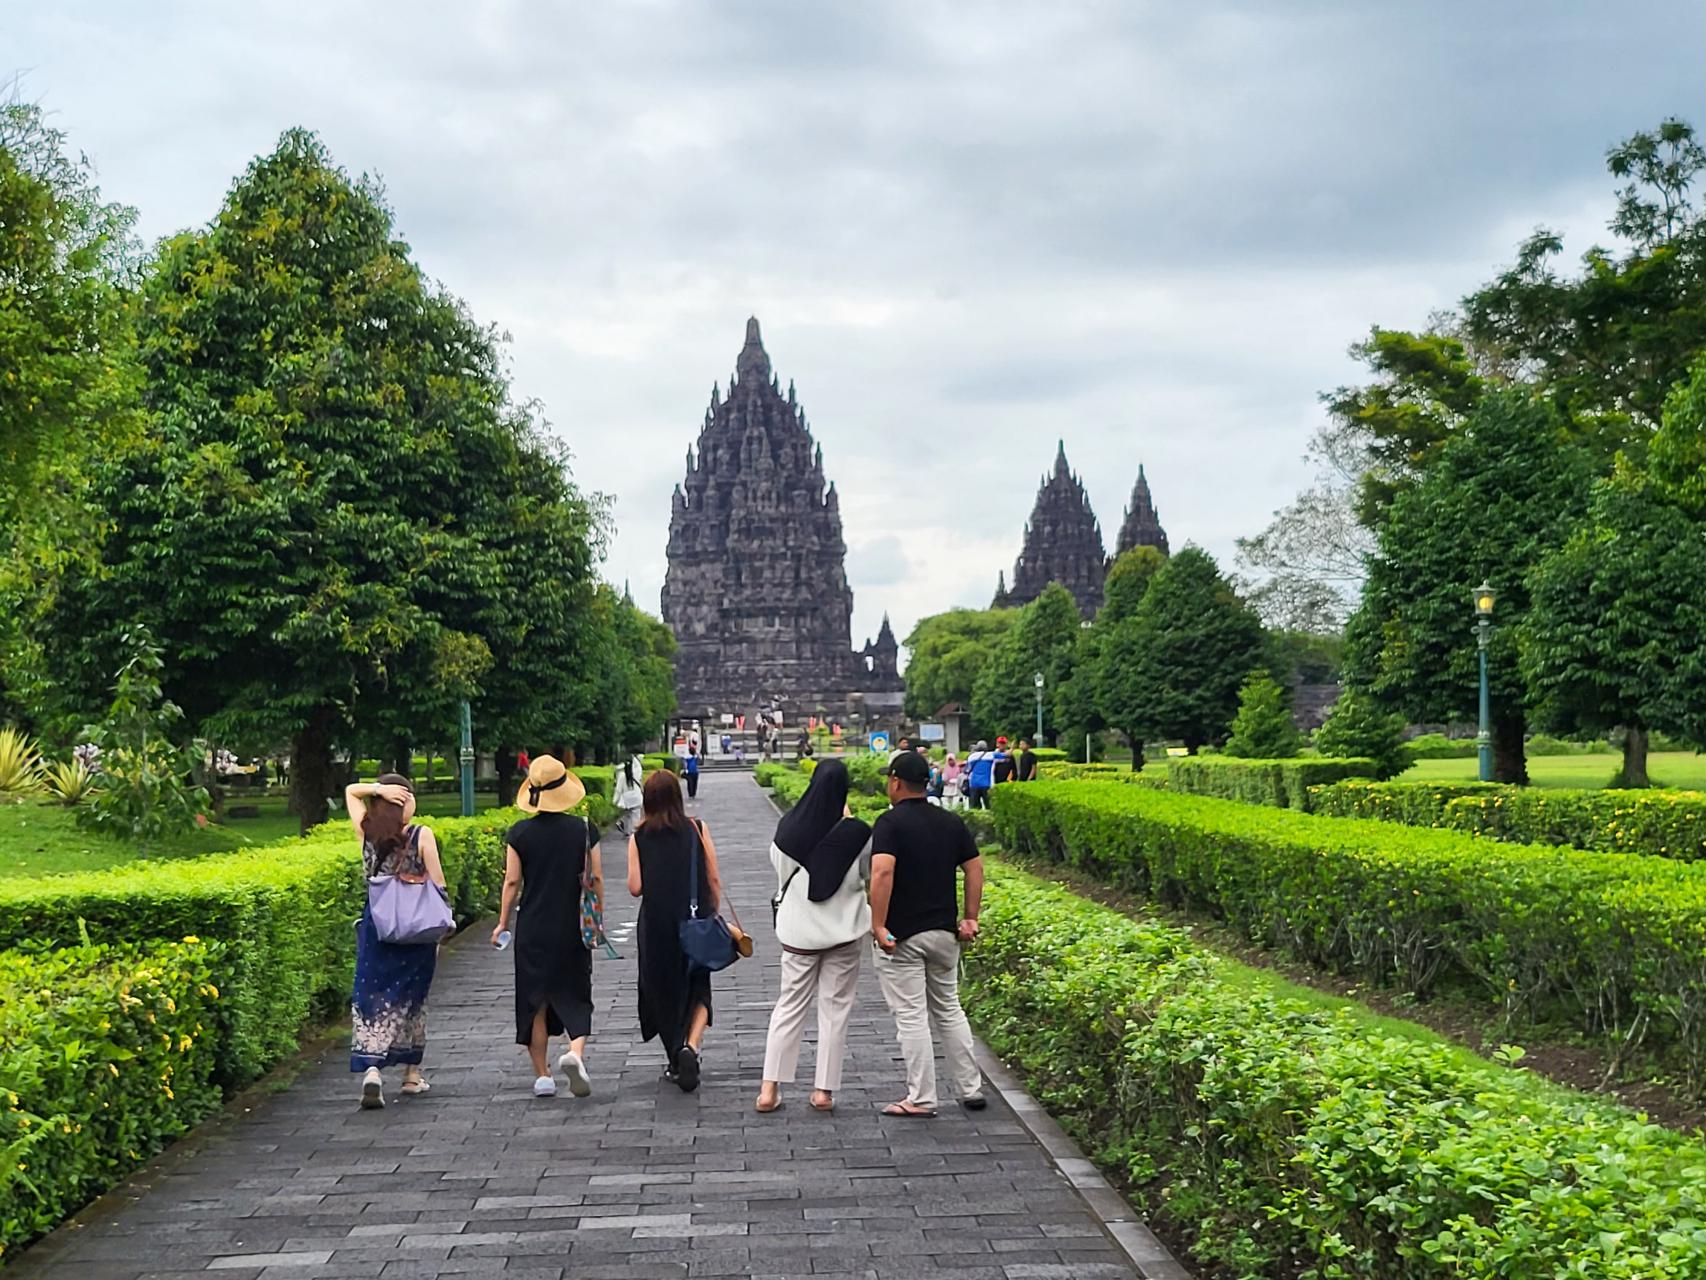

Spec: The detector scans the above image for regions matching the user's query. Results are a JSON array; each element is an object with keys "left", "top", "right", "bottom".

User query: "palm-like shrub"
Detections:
[
  {"left": 42, "top": 759, "right": 97, "bottom": 806},
  {"left": 0, "top": 728, "right": 42, "bottom": 796}
]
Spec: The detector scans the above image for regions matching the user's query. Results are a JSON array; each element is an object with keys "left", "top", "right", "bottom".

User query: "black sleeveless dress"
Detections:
[
  {"left": 635, "top": 819, "right": 714, "bottom": 1065},
  {"left": 507, "top": 813, "right": 597, "bottom": 1043}
]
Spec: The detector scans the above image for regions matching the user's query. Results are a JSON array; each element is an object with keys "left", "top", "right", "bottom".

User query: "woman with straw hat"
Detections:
[{"left": 492, "top": 755, "right": 601, "bottom": 1098}]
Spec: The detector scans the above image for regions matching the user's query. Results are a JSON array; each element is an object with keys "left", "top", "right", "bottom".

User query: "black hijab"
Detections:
[{"left": 773, "top": 759, "right": 872, "bottom": 902}]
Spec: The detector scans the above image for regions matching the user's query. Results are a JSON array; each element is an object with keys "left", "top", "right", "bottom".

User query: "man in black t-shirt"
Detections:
[
  {"left": 868, "top": 751, "right": 985, "bottom": 1117},
  {"left": 1017, "top": 738, "right": 1039, "bottom": 782}
]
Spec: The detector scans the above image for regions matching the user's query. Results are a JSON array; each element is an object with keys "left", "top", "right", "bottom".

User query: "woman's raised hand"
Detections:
[{"left": 375, "top": 782, "right": 413, "bottom": 806}]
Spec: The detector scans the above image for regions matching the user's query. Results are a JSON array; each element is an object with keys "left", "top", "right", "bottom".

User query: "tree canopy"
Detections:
[
  {"left": 902, "top": 607, "right": 1018, "bottom": 730},
  {"left": 970, "top": 584, "right": 1081, "bottom": 744}
]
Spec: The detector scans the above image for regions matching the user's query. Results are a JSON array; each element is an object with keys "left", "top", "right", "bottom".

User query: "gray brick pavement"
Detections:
[{"left": 10, "top": 774, "right": 1180, "bottom": 1279}]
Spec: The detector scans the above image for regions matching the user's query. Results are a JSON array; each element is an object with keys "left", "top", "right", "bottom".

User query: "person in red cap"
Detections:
[{"left": 990, "top": 736, "right": 1015, "bottom": 786}]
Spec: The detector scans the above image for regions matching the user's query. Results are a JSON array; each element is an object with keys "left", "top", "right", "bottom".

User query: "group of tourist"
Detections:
[
  {"left": 343, "top": 748, "right": 985, "bottom": 1118},
  {"left": 917, "top": 736, "right": 1040, "bottom": 808}
]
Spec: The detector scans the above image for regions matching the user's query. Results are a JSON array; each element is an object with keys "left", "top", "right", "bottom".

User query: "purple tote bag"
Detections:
[{"left": 368, "top": 873, "right": 455, "bottom": 945}]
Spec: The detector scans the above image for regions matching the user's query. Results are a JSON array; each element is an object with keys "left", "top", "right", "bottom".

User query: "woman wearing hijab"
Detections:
[
  {"left": 492, "top": 756, "right": 600, "bottom": 1099},
  {"left": 755, "top": 759, "right": 873, "bottom": 1114}
]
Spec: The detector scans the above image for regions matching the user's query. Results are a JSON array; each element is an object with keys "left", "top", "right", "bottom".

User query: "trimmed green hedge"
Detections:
[
  {"left": 1309, "top": 779, "right": 1502, "bottom": 827},
  {"left": 1312, "top": 780, "right": 1706, "bottom": 861},
  {"left": 0, "top": 942, "right": 224, "bottom": 1259},
  {"left": 0, "top": 813, "right": 514, "bottom": 1089},
  {"left": 992, "top": 782, "right": 1706, "bottom": 1087},
  {"left": 963, "top": 863, "right": 1706, "bottom": 1278},
  {"left": 1167, "top": 754, "right": 1376, "bottom": 809},
  {"left": 1039, "top": 761, "right": 1168, "bottom": 786}
]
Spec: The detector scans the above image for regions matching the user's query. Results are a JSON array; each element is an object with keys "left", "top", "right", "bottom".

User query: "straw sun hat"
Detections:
[{"left": 515, "top": 755, "right": 587, "bottom": 814}]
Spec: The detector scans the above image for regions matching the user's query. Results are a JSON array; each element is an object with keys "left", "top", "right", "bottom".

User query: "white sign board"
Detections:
[{"left": 917, "top": 722, "right": 946, "bottom": 742}]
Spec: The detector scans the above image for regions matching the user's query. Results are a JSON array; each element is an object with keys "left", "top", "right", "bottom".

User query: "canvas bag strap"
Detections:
[{"left": 687, "top": 819, "right": 701, "bottom": 915}]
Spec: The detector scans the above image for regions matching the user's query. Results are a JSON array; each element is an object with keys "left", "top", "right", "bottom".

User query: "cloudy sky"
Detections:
[{"left": 8, "top": 2, "right": 1702, "bottom": 653}]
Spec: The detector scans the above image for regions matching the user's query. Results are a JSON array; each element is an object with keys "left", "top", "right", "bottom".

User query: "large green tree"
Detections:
[
  {"left": 1097, "top": 546, "right": 1265, "bottom": 756},
  {"left": 903, "top": 607, "right": 1018, "bottom": 729},
  {"left": 47, "top": 130, "right": 603, "bottom": 829},
  {"left": 1522, "top": 470, "right": 1706, "bottom": 788},
  {"left": 0, "top": 100, "right": 142, "bottom": 725},
  {"left": 1345, "top": 391, "right": 1594, "bottom": 783},
  {"left": 970, "top": 584, "right": 1081, "bottom": 745}
]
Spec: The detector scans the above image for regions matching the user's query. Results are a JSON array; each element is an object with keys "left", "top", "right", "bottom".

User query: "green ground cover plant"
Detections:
[
  {"left": 1314, "top": 779, "right": 1706, "bottom": 860},
  {"left": 1167, "top": 754, "right": 1376, "bottom": 809},
  {"left": 962, "top": 862, "right": 1706, "bottom": 1278},
  {"left": 0, "top": 941, "right": 223, "bottom": 1261},
  {"left": 992, "top": 781, "right": 1706, "bottom": 1089}
]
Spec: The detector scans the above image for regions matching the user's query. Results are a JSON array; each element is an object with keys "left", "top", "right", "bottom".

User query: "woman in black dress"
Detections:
[
  {"left": 492, "top": 756, "right": 601, "bottom": 1099},
  {"left": 627, "top": 769, "right": 723, "bottom": 1092}
]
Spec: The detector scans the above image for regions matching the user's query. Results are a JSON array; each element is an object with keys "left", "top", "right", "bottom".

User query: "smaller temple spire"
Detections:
[
  {"left": 736, "top": 315, "right": 771, "bottom": 381},
  {"left": 1054, "top": 438, "right": 1070, "bottom": 476},
  {"left": 1116, "top": 461, "right": 1170, "bottom": 558},
  {"left": 710, "top": 381, "right": 720, "bottom": 407}
]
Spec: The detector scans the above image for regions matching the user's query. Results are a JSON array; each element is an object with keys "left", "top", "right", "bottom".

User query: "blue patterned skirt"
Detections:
[{"left": 350, "top": 905, "right": 438, "bottom": 1071}]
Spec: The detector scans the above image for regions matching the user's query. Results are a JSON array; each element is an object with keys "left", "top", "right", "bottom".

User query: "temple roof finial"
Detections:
[{"left": 737, "top": 315, "right": 771, "bottom": 380}]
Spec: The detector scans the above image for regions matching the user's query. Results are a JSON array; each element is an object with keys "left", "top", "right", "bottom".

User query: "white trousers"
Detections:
[
  {"left": 761, "top": 942, "right": 863, "bottom": 1091},
  {"left": 874, "top": 930, "right": 983, "bottom": 1110}
]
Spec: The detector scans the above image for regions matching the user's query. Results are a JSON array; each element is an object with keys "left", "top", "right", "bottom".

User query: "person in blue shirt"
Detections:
[
  {"left": 684, "top": 746, "right": 701, "bottom": 799},
  {"left": 963, "top": 741, "right": 995, "bottom": 809}
]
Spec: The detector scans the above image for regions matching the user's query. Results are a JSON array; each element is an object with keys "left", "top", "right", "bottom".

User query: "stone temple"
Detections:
[
  {"left": 661, "top": 319, "right": 904, "bottom": 723},
  {"left": 994, "top": 441, "right": 1170, "bottom": 617}
]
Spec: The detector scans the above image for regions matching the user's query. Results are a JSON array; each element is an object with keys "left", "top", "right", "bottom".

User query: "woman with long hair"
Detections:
[
  {"left": 492, "top": 755, "right": 600, "bottom": 1099},
  {"left": 627, "top": 769, "right": 722, "bottom": 1091},
  {"left": 345, "top": 773, "right": 449, "bottom": 1109},
  {"left": 611, "top": 751, "right": 645, "bottom": 836},
  {"left": 755, "top": 759, "right": 872, "bottom": 1114}
]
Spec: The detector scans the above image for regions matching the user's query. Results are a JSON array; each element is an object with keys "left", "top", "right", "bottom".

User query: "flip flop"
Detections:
[
  {"left": 809, "top": 1094, "right": 836, "bottom": 1113},
  {"left": 754, "top": 1098, "right": 785, "bottom": 1114},
  {"left": 399, "top": 1079, "right": 430, "bottom": 1096},
  {"left": 881, "top": 1102, "right": 936, "bottom": 1119}
]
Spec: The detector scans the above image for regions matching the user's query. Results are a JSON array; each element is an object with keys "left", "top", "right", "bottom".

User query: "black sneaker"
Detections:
[
  {"left": 961, "top": 1094, "right": 988, "bottom": 1111},
  {"left": 676, "top": 1045, "right": 701, "bottom": 1093}
]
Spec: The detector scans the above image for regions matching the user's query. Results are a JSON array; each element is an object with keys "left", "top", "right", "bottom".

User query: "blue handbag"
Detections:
[{"left": 678, "top": 821, "right": 739, "bottom": 973}]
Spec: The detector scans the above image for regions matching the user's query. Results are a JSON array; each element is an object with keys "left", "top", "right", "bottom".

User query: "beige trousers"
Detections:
[
  {"left": 874, "top": 929, "right": 983, "bottom": 1110},
  {"left": 761, "top": 941, "right": 863, "bottom": 1091}
]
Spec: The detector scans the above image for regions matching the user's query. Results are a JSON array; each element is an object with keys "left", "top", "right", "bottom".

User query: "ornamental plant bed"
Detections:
[
  {"left": 0, "top": 941, "right": 224, "bottom": 1260},
  {"left": 962, "top": 861, "right": 1706, "bottom": 1279},
  {"left": 0, "top": 812, "right": 514, "bottom": 1089},
  {"left": 992, "top": 781, "right": 1706, "bottom": 1092}
]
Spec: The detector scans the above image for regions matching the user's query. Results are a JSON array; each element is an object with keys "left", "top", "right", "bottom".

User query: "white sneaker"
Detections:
[
  {"left": 533, "top": 1075, "right": 557, "bottom": 1097},
  {"left": 559, "top": 1051, "right": 591, "bottom": 1097},
  {"left": 360, "top": 1067, "right": 384, "bottom": 1109}
]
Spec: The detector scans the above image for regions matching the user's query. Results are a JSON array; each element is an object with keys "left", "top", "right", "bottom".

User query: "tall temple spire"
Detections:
[
  {"left": 1115, "top": 462, "right": 1170, "bottom": 557},
  {"left": 1004, "top": 441, "right": 1106, "bottom": 618}
]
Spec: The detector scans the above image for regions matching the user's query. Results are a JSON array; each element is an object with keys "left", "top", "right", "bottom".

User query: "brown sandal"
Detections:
[{"left": 881, "top": 1101, "right": 936, "bottom": 1118}]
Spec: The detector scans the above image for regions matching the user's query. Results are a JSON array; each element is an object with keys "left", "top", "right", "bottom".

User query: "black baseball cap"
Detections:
[{"left": 887, "top": 751, "right": 931, "bottom": 786}]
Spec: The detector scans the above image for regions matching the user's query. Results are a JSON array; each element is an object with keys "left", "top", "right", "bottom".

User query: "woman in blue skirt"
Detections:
[{"left": 345, "top": 773, "right": 449, "bottom": 1109}]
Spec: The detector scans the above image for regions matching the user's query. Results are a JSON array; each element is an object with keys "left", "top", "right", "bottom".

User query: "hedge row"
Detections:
[
  {"left": 1038, "top": 761, "right": 1167, "bottom": 786},
  {"left": 1166, "top": 754, "right": 1377, "bottom": 809},
  {"left": 1313, "top": 780, "right": 1706, "bottom": 862},
  {"left": 0, "top": 812, "right": 514, "bottom": 1089},
  {"left": 0, "top": 942, "right": 224, "bottom": 1260},
  {"left": 991, "top": 782, "right": 1706, "bottom": 1087},
  {"left": 962, "top": 863, "right": 1706, "bottom": 1278}
]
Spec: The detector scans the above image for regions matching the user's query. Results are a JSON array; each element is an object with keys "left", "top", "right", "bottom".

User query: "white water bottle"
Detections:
[{"left": 494, "top": 929, "right": 513, "bottom": 951}]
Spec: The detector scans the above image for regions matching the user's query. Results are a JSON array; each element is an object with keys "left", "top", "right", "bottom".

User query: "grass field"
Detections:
[
  {"left": 0, "top": 790, "right": 507, "bottom": 880},
  {"left": 1401, "top": 750, "right": 1706, "bottom": 790}
]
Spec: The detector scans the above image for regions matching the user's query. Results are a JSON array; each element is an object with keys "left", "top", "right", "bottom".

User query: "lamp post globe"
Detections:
[{"left": 1472, "top": 583, "right": 1495, "bottom": 782}]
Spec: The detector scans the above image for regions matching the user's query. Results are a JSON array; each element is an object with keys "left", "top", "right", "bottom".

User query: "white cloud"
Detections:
[{"left": 5, "top": 0, "right": 1695, "bottom": 650}]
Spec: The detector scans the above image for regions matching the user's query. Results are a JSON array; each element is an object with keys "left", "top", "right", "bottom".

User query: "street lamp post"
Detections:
[
  {"left": 1033, "top": 671, "right": 1045, "bottom": 744},
  {"left": 1472, "top": 583, "right": 1496, "bottom": 783},
  {"left": 458, "top": 699, "right": 475, "bottom": 818}
]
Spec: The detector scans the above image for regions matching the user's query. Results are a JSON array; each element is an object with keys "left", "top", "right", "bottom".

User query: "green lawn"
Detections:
[
  {"left": 1401, "top": 750, "right": 1706, "bottom": 790},
  {"left": 0, "top": 790, "right": 507, "bottom": 880}
]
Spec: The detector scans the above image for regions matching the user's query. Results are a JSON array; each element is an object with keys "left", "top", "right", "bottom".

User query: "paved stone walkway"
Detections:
[{"left": 13, "top": 774, "right": 1176, "bottom": 1280}]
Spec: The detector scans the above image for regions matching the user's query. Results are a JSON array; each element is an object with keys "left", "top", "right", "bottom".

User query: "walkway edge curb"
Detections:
[{"left": 754, "top": 775, "right": 1193, "bottom": 1280}]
